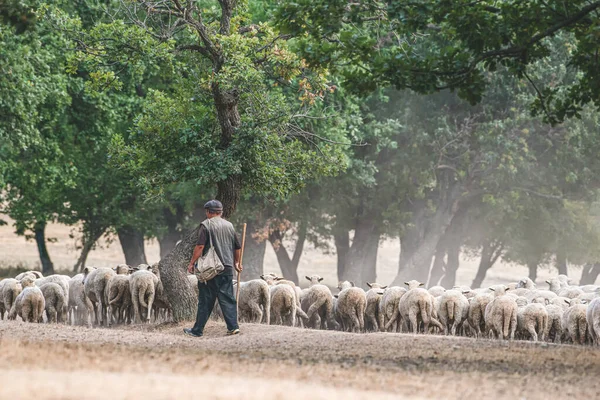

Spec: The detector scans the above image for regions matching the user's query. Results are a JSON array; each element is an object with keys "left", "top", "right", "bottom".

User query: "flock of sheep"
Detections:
[
  {"left": 239, "top": 273, "right": 600, "bottom": 345},
  {"left": 1, "top": 265, "right": 600, "bottom": 346}
]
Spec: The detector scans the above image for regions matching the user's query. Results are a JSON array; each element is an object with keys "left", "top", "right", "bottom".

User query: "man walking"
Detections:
[{"left": 184, "top": 200, "right": 242, "bottom": 337}]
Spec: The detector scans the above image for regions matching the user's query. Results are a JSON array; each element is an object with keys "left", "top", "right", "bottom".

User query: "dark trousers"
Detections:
[{"left": 191, "top": 274, "right": 239, "bottom": 335}]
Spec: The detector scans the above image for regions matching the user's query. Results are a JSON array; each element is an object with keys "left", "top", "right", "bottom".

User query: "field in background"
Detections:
[{"left": 0, "top": 217, "right": 594, "bottom": 287}]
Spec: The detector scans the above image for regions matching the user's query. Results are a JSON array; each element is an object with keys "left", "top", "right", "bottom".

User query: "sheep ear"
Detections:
[
  {"left": 419, "top": 282, "right": 424, "bottom": 286},
  {"left": 404, "top": 282, "right": 409, "bottom": 286},
  {"left": 334, "top": 294, "right": 339, "bottom": 299},
  {"left": 366, "top": 282, "right": 372, "bottom": 288},
  {"left": 545, "top": 280, "right": 551, "bottom": 284},
  {"left": 260, "top": 275, "right": 265, "bottom": 280},
  {"left": 489, "top": 287, "right": 495, "bottom": 292},
  {"left": 350, "top": 281, "right": 355, "bottom": 287},
  {"left": 462, "top": 290, "right": 470, "bottom": 295},
  {"left": 564, "top": 299, "right": 570, "bottom": 304},
  {"left": 381, "top": 286, "right": 387, "bottom": 289},
  {"left": 305, "top": 276, "right": 311, "bottom": 282},
  {"left": 318, "top": 277, "right": 323, "bottom": 282}
]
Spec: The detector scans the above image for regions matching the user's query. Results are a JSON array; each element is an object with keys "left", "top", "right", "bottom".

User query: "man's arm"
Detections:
[
  {"left": 234, "top": 248, "right": 242, "bottom": 273},
  {"left": 187, "top": 245, "right": 205, "bottom": 273}
]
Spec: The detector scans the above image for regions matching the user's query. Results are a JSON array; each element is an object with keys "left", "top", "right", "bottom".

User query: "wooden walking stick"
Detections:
[{"left": 236, "top": 223, "right": 247, "bottom": 313}]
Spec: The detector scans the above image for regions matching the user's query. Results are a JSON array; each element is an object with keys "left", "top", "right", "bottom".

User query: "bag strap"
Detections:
[{"left": 206, "top": 218, "right": 214, "bottom": 248}]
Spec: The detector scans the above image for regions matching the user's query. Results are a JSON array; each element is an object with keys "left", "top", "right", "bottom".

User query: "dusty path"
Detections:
[{"left": 1, "top": 320, "right": 599, "bottom": 399}]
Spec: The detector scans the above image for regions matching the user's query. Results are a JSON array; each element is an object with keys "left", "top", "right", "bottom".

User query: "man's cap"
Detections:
[{"left": 204, "top": 200, "right": 223, "bottom": 212}]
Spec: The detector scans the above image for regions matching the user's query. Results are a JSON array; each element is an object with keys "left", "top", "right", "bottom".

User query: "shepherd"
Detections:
[{"left": 184, "top": 200, "right": 243, "bottom": 337}]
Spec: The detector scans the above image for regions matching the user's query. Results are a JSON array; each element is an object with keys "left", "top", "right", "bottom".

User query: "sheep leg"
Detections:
[
  {"left": 408, "top": 310, "right": 418, "bottom": 334},
  {"left": 367, "top": 314, "right": 378, "bottom": 332}
]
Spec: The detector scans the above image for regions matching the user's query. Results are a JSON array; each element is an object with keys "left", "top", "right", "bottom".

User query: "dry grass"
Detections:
[{"left": 0, "top": 320, "right": 599, "bottom": 400}]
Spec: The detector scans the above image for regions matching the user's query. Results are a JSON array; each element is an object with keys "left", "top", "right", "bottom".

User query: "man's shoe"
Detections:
[
  {"left": 226, "top": 328, "right": 240, "bottom": 336},
  {"left": 183, "top": 328, "right": 202, "bottom": 338}
]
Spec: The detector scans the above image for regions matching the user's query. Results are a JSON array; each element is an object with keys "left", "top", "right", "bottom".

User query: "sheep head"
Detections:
[
  {"left": 305, "top": 275, "right": 324, "bottom": 286},
  {"left": 404, "top": 280, "right": 424, "bottom": 290}
]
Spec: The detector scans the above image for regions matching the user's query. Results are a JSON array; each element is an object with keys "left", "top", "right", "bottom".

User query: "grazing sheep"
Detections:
[
  {"left": 9, "top": 286, "right": 45, "bottom": 322},
  {"left": 378, "top": 287, "right": 407, "bottom": 332},
  {"left": 586, "top": 297, "right": 600, "bottom": 346},
  {"left": 269, "top": 284, "right": 298, "bottom": 326},
  {"left": 484, "top": 288, "right": 518, "bottom": 340},
  {"left": 262, "top": 275, "right": 309, "bottom": 324},
  {"left": 428, "top": 286, "right": 446, "bottom": 297},
  {"left": 437, "top": 290, "right": 469, "bottom": 336},
  {"left": 516, "top": 302, "right": 548, "bottom": 341},
  {"left": 35, "top": 275, "right": 70, "bottom": 316},
  {"left": 236, "top": 279, "right": 271, "bottom": 324},
  {"left": 83, "top": 266, "right": 116, "bottom": 326},
  {"left": 302, "top": 275, "right": 336, "bottom": 330},
  {"left": 68, "top": 274, "right": 93, "bottom": 326},
  {"left": 516, "top": 277, "right": 536, "bottom": 289},
  {"left": 39, "top": 282, "right": 66, "bottom": 323},
  {"left": 551, "top": 296, "right": 571, "bottom": 310},
  {"left": 468, "top": 292, "right": 493, "bottom": 338},
  {"left": 0, "top": 279, "right": 22, "bottom": 320},
  {"left": 399, "top": 281, "right": 443, "bottom": 334},
  {"left": 546, "top": 278, "right": 563, "bottom": 294},
  {"left": 107, "top": 274, "right": 132, "bottom": 325},
  {"left": 336, "top": 281, "right": 367, "bottom": 333},
  {"left": 129, "top": 269, "right": 159, "bottom": 324},
  {"left": 544, "top": 304, "right": 564, "bottom": 343},
  {"left": 364, "top": 282, "right": 386, "bottom": 332},
  {"left": 562, "top": 299, "right": 589, "bottom": 345}
]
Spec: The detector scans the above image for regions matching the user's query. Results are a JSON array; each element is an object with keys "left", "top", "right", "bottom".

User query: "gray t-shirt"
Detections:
[{"left": 196, "top": 217, "right": 241, "bottom": 275}]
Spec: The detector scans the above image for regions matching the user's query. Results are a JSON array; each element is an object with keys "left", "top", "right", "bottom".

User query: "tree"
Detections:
[{"left": 276, "top": 0, "right": 600, "bottom": 123}]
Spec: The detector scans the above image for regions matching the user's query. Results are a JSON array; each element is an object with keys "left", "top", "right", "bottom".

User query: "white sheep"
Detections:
[
  {"left": 467, "top": 292, "right": 493, "bottom": 338},
  {"left": 336, "top": 281, "right": 366, "bottom": 333},
  {"left": 586, "top": 297, "right": 600, "bottom": 346},
  {"left": 427, "top": 286, "right": 446, "bottom": 297},
  {"left": 269, "top": 284, "right": 298, "bottom": 326},
  {"left": 107, "top": 274, "right": 132, "bottom": 325},
  {"left": 9, "top": 285, "right": 45, "bottom": 323},
  {"left": 516, "top": 302, "right": 548, "bottom": 341},
  {"left": 302, "top": 275, "right": 336, "bottom": 330},
  {"left": 236, "top": 279, "right": 271, "bottom": 324},
  {"left": 129, "top": 269, "right": 159, "bottom": 324},
  {"left": 484, "top": 286, "right": 517, "bottom": 340},
  {"left": 39, "top": 282, "right": 67, "bottom": 323},
  {"left": 68, "top": 274, "right": 93, "bottom": 326},
  {"left": 363, "top": 282, "right": 386, "bottom": 332},
  {"left": 562, "top": 298, "right": 589, "bottom": 345},
  {"left": 0, "top": 279, "right": 22, "bottom": 320},
  {"left": 399, "top": 280, "right": 443, "bottom": 334},
  {"left": 516, "top": 277, "right": 536, "bottom": 289},
  {"left": 83, "top": 266, "right": 116, "bottom": 326},
  {"left": 377, "top": 287, "right": 407, "bottom": 332},
  {"left": 437, "top": 290, "right": 469, "bottom": 336}
]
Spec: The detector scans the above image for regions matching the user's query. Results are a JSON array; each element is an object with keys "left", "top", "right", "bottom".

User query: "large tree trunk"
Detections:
[
  {"left": 342, "top": 219, "right": 379, "bottom": 287},
  {"left": 34, "top": 221, "right": 54, "bottom": 275},
  {"left": 471, "top": 241, "right": 504, "bottom": 289},
  {"left": 440, "top": 235, "right": 461, "bottom": 289},
  {"left": 241, "top": 220, "right": 267, "bottom": 280},
  {"left": 528, "top": 261, "right": 538, "bottom": 282},
  {"left": 158, "top": 226, "right": 199, "bottom": 322},
  {"left": 556, "top": 251, "right": 568, "bottom": 276},
  {"left": 334, "top": 229, "right": 350, "bottom": 282},
  {"left": 268, "top": 222, "right": 307, "bottom": 284},
  {"left": 117, "top": 225, "right": 147, "bottom": 266},
  {"left": 580, "top": 263, "right": 600, "bottom": 285},
  {"left": 73, "top": 228, "right": 105, "bottom": 272}
]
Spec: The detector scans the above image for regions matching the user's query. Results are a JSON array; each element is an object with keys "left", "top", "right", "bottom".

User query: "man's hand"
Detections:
[
  {"left": 235, "top": 263, "right": 243, "bottom": 273},
  {"left": 187, "top": 263, "right": 194, "bottom": 274}
]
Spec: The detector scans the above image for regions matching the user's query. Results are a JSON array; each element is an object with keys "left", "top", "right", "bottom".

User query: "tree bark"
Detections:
[
  {"left": 34, "top": 221, "right": 54, "bottom": 275},
  {"left": 268, "top": 222, "right": 307, "bottom": 284},
  {"left": 157, "top": 225, "right": 199, "bottom": 322},
  {"left": 580, "top": 263, "right": 600, "bottom": 285},
  {"left": 342, "top": 219, "right": 380, "bottom": 287},
  {"left": 471, "top": 241, "right": 504, "bottom": 289},
  {"left": 216, "top": 176, "right": 241, "bottom": 219},
  {"left": 528, "top": 261, "right": 538, "bottom": 282},
  {"left": 241, "top": 220, "right": 267, "bottom": 280},
  {"left": 334, "top": 229, "right": 350, "bottom": 282},
  {"left": 440, "top": 235, "right": 461, "bottom": 289},
  {"left": 556, "top": 251, "right": 568, "bottom": 276},
  {"left": 117, "top": 225, "right": 147, "bottom": 266}
]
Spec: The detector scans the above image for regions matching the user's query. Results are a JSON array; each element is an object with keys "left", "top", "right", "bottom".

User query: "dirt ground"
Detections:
[{"left": 1, "top": 320, "right": 599, "bottom": 400}]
